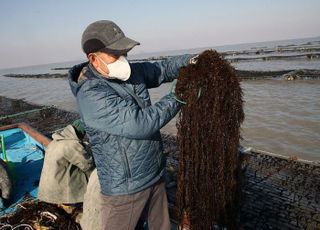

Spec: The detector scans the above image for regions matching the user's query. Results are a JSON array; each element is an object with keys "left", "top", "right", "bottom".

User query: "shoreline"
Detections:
[{"left": 3, "top": 68, "right": 320, "bottom": 80}]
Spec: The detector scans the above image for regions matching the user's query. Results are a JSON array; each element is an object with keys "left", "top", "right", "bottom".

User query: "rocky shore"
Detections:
[
  {"left": 237, "top": 69, "right": 320, "bottom": 80},
  {"left": 3, "top": 73, "right": 67, "bottom": 79},
  {"left": 1, "top": 96, "right": 319, "bottom": 229},
  {"left": 3, "top": 68, "right": 320, "bottom": 80}
]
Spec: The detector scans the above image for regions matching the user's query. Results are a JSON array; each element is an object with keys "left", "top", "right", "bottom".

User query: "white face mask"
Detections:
[{"left": 95, "top": 54, "right": 131, "bottom": 81}]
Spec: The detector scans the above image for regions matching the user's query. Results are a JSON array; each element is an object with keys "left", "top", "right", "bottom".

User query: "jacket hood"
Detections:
[
  {"left": 68, "top": 62, "right": 89, "bottom": 97},
  {"left": 52, "top": 125, "right": 79, "bottom": 141}
]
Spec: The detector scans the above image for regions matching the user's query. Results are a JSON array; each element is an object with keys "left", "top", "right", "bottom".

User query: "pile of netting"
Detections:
[
  {"left": 0, "top": 199, "right": 81, "bottom": 230},
  {"left": 175, "top": 50, "right": 244, "bottom": 230}
]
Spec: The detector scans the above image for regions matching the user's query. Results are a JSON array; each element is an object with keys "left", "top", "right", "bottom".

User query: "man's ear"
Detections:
[{"left": 88, "top": 54, "right": 99, "bottom": 68}]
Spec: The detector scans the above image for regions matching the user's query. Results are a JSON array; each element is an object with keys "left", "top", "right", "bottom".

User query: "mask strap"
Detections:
[
  {"left": 93, "top": 53, "right": 109, "bottom": 76},
  {"left": 94, "top": 53, "right": 108, "bottom": 66}
]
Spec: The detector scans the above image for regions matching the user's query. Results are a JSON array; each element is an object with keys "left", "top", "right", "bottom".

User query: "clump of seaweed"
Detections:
[
  {"left": 0, "top": 199, "right": 80, "bottom": 229},
  {"left": 175, "top": 50, "right": 244, "bottom": 229}
]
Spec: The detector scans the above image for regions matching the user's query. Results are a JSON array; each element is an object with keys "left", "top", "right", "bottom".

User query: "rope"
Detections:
[
  {"left": 0, "top": 223, "right": 33, "bottom": 230},
  {"left": 0, "top": 105, "right": 55, "bottom": 121}
]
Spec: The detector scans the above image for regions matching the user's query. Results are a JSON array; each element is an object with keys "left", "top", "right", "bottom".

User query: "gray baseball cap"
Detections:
[{"left": 81, "top": 20, "right": 140, "bottom": 55}]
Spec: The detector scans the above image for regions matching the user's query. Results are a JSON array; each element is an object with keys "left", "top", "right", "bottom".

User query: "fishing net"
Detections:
[{"left": 175, "top": 50, "right": 244, "bottom": 229}]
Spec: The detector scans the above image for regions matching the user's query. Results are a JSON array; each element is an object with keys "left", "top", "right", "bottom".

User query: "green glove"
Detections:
[
  {"left": 72, "top": 119, "right": 86, "bottom": 138},
  {"left": 169, "top": 79, "right": 187, "bottom": 105},
  {"left": 169, "top": 79, "right": 202, "bottom": 105}
]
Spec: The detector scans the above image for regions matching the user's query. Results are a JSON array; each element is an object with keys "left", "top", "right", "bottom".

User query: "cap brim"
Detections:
[{"left": 106, "top": 36, "right": 140, "bottom": 52}]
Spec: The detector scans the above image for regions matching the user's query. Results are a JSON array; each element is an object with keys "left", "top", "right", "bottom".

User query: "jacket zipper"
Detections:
[{"left": 123, "top": 151, "right": 132, "bottom": 178}]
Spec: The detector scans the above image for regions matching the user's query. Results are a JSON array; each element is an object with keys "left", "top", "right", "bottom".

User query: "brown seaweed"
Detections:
[
  {"left": 0, "top": 199, "right": 80, "bottom": 229},
  {"left": 175, "top": 50, "right": 244, "bottom": 229}
]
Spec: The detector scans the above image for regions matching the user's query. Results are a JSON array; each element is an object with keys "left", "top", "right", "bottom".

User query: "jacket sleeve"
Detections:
[
  {"left": 77, "top": 86, "right": 182, "bottom": 139},
  {"left": 141, "top": 54, "right": 192, "bottom": 89}
]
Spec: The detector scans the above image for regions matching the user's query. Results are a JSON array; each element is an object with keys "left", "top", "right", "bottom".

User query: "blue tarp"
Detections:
[{"left": 0, "top": 128, "right": 45, "bottom": 215}]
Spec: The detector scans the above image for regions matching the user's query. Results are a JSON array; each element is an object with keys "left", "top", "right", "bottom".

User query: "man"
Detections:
[
  {"left": 68, "top": 20, "right": 194, "bottom": 230},
  {"left": 38, "top": 120, "right": 94, "bottom": 205}
]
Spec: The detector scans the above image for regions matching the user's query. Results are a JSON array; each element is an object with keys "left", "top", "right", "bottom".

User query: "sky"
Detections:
[{"left": 0, "top": 0, "right": 319, "bottom": 69}]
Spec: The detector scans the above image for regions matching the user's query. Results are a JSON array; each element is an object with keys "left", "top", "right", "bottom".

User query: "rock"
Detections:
[{"left": 282, "top": 69, "right": 320, "bottom": 80}]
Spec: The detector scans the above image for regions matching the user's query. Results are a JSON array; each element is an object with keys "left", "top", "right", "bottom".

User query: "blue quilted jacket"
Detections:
[{"left": 68, "top": 55, "right": 191, "bottom": 195}]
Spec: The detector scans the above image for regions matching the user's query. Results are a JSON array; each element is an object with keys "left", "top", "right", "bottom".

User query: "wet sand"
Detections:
[
  {"left": 0, "top": 96, "right": 78, "bottom": 136},
  {"left": 1, "top": 96, "right": 319, "bottom": 228}
]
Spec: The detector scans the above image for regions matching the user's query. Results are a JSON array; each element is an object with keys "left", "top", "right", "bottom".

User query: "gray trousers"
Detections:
[{"left": 100, "top": 180, "right": 170, "bottom": 230}]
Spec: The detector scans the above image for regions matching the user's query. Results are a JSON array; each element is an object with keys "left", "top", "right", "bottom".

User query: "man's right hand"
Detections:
[{"left": 169, "top": 79, "right": 187, "bottom": 105}]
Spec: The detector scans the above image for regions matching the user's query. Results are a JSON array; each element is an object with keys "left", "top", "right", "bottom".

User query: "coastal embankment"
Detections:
[{"left": 3, "top": 68, "right": 320, "bottom": 80}]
